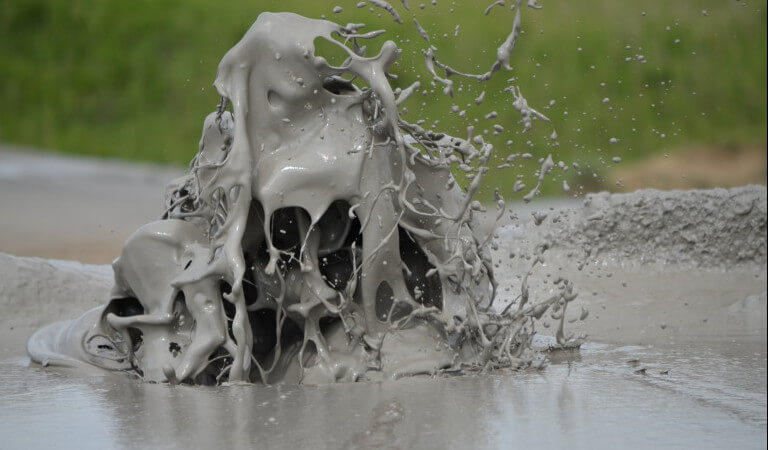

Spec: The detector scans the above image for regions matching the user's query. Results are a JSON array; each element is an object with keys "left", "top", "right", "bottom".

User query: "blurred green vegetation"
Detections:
[{"left": 0, "top": 0, "right": 765, "bottom": 198}]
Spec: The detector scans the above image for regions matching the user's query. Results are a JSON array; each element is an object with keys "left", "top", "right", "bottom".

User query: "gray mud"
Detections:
[
  {"left": 526, "top": 185, "right": 766, "bottom": 268},
  {"left": 1, "top": 186, "right": 766, "bottom": 448},
  {"left": 0, "top": 147, "right": 181, "bottom": 263},
  {"left": 1, "top": 4, "right": 766, "bottom": 447},
  {"left": 23, "top": 12, "right": 577, "bottom": 386}
]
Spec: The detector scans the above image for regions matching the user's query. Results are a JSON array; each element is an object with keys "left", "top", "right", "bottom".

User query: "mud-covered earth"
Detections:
[{"left": 1, "top": 159, "right": 765, "bottom": 446}]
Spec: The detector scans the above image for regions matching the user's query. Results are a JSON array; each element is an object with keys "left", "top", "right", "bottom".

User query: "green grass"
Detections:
[{"left": 1, "top": 0, "right": 765, "bottom": 198}]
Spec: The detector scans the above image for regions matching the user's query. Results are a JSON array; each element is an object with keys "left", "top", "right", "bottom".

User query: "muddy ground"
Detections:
[{"left": 0, "top": 149, "right": 765, "bottom": 449}]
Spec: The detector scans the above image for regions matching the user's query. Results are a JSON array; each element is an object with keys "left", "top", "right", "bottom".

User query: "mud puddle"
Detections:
[{"left": 0, "top": 337, "right": 764, "bottom": 449}]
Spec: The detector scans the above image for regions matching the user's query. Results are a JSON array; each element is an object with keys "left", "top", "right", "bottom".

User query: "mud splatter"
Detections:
[{"left": 28, "top": 10, "right": 578, "bottom": 385}]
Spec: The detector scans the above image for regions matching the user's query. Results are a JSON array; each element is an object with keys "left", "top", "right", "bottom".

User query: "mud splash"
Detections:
[{"left": 27, "top": 11, "right": 580, "bottom": 385}]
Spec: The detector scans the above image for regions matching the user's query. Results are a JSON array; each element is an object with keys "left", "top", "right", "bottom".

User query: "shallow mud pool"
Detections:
[{"left": 0, "top": 340, "right": 764, "bottom": 449}]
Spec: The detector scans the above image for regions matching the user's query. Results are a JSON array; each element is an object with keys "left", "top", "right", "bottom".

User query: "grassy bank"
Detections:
[{"left": 1, "top": 0, "right": 765, "bottom": 198}]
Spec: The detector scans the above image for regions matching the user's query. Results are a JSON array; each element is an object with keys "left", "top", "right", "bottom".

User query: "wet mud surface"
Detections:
[
  {"left": 1, "top": 185, "right": 765, "bottom": 448},
  {"left": 0, "top": 331, "right": 764, "bottom": 449}
]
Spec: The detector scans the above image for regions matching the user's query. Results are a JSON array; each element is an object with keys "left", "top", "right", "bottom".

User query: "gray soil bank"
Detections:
[
  {"left": 0, "top": 146, "right": 183, "bottom": 263},
  {"left": 545, "top": 185, "right": 766, "bottom": 267},
  {"left": 0, "top": 256, "right": 111, "bottom": 330}
]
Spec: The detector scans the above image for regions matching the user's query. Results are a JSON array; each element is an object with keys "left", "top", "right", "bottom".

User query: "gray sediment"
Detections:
[{"left": 516, "top": 186, "right": 767, "bottom": 268}]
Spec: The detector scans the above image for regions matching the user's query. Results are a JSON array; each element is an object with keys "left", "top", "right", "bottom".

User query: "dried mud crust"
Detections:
[{"left": 527, "top": 185, "right": 767, "bottom": 268}]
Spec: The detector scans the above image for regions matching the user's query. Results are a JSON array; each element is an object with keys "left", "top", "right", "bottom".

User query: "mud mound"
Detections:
[
  {"left": 0, "top": 254, "right": 111, "bottom": 328},
  {"left": 534, "top": 185, "right": 767, "bottom": 268}
]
